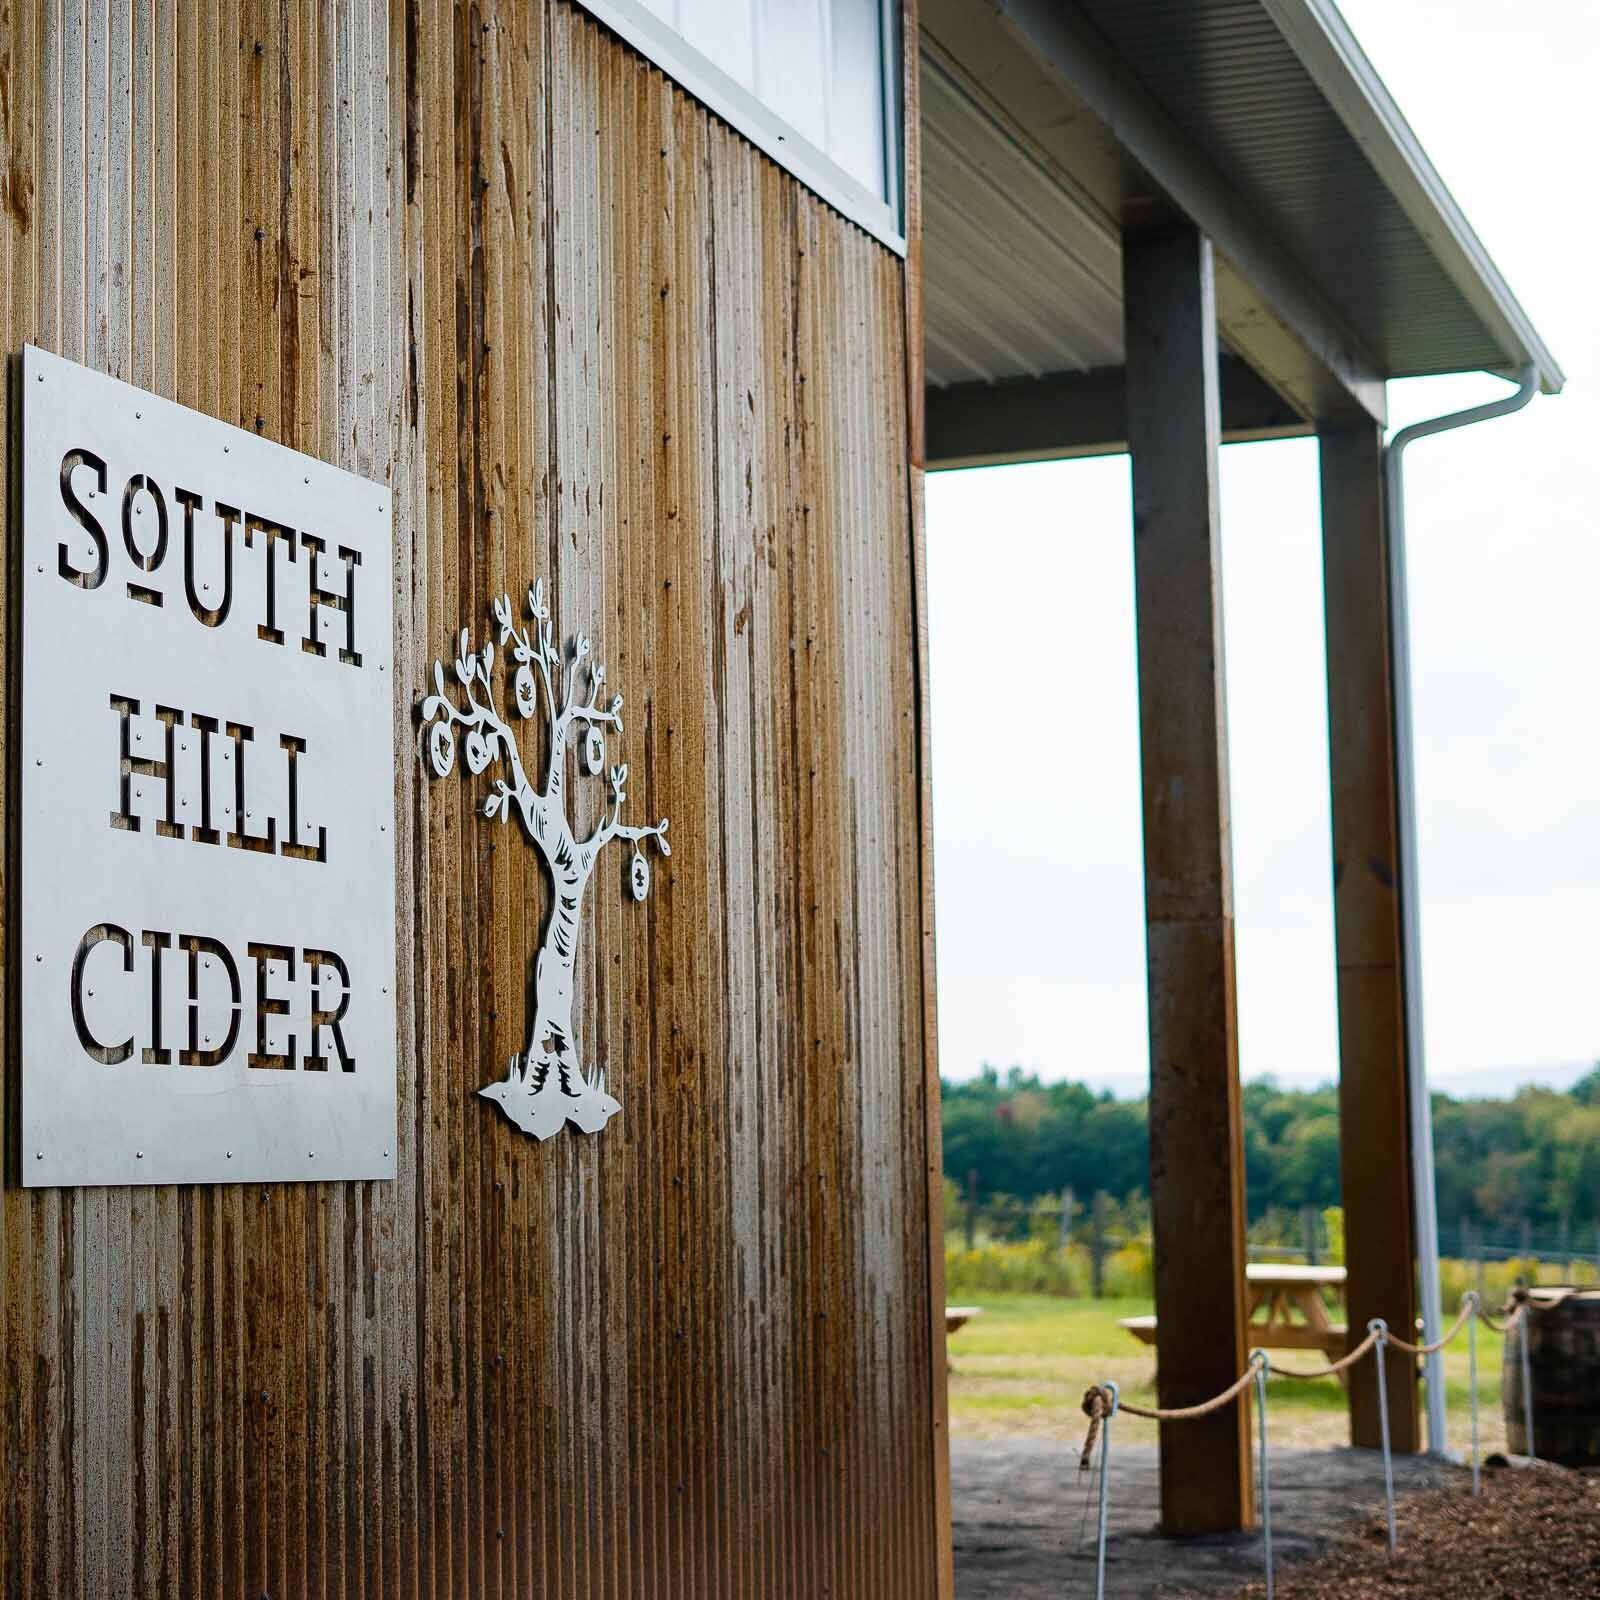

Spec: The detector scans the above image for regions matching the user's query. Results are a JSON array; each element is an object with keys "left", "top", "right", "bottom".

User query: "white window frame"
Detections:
[{"left": 578, "top": 0, "right": 906, "bottom": 254}]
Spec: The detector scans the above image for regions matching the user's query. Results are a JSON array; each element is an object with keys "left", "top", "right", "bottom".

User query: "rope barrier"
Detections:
[
  {"left": 1078, "top": 1391, "right": 1103, "bottom": 1473},
  {"left": 1384, "top": 1296, "right": 1477, "bottom": 1356},
  {"left": 1255, "top": 1324, "right": 1381, "bottom": 1381},
  {"left": 1075, "top": 1289, "right": 1528, "bottom": 1578},
  {"left": 1087, "top": 1362, "right": 1259, "bottom": 1424}
]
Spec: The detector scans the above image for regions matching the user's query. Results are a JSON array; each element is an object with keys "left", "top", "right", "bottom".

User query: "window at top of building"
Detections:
[{"left": 581, "top": 0, "right": 905, "bottom": 252}]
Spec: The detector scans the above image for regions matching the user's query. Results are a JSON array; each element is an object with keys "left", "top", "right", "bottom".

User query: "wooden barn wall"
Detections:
[{"left": 0, "top": 2, "right": 938, "bottom": 1595}]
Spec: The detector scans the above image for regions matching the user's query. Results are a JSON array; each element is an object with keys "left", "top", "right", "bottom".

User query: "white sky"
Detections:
[{"left": 926, "top": 2, "right": 1600, "bottom": 1100}]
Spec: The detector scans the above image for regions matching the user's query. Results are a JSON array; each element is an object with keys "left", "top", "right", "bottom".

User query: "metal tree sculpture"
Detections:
[{"left": 420, "top": 579, "right": 670, "bottom": 1140}]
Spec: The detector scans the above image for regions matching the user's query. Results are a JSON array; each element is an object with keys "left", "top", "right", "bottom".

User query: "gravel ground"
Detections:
[
  {"left": 954, "top": 1440, "right": 1464, "bottom": 1599},
  {"left": 1183, "top": 1462, "right": 1600, "bottom": 1599}
]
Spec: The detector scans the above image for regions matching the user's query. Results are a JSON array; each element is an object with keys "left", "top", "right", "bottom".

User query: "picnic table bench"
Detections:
[{"left": 1120, "top": 1263, "right": 1349, "bottom": 1379}]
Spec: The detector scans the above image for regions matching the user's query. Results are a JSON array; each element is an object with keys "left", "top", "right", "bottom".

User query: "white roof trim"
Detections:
[{"left": 1260, "top": 0, "right": 1564, "bottom": 393}]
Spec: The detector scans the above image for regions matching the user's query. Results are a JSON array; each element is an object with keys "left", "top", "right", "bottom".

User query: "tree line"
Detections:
[{"left": 942, "top": 1064, "right": 1600, "bottom": 1233}]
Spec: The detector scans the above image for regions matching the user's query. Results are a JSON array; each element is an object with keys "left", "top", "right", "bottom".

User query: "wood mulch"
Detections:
[{"left": 1191, "top": 1464, "right": 1600, "bottom": 1599}]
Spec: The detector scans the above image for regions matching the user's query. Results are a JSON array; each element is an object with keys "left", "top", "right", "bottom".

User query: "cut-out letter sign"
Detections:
[{"left": 19, "top": 346, "right": 397, "bottom": 1187}]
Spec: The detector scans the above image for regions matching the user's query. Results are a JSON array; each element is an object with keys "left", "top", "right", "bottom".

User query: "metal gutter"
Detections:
[
  {"left": 1261, "top": 0, "right": 1565, "bottom": 395},
  {"left": 1383, "top": 365, "right": 1540, "bottom": 1455}
]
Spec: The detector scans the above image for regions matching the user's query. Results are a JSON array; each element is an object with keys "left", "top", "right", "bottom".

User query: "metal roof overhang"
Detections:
[{"left": 922, "top": 0, "right": 1564, "bottom": 470}]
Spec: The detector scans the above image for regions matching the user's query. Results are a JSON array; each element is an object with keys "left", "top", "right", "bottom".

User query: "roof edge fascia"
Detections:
[{"left": 1260, "top": 0, "right": 1564, "bottom": 394}]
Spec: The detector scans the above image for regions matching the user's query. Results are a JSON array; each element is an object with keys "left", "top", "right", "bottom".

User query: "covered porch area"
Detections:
[{"left": 915, "top": 0, "right": 1563, "bottom": 1536}]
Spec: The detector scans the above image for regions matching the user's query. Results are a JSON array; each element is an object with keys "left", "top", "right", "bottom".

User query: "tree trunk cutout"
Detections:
[{"left": 419, "top": 580, "right": 670, "bottom": 1140}]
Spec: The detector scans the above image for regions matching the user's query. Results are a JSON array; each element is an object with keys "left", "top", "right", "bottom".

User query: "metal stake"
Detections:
[
  {"left": 1370, "top": 1319, "right": 1397, "bottom": 1555},
  {"left": 1252, "top": 1352, "right": 1273, "bottom": 1600},
  {"left": 1518, "top": 1302, "right": 1536, "bottom": 1460},
  {"left": 1467, "top": 1294, "right": 1481, "bottom": 1496},
  {"left": 1094, "top": 1381, "right": 1120, "bottom": 1600}
]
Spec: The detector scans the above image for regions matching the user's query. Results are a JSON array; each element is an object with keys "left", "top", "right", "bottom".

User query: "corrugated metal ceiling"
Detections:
[
  {"left": 1072, "top": 0, "right": 1497, "bottom": 379},
  {"left": 922, "top": 54, "right": 1123, "bottom": 389},
  {"left": 921, "top": 0, "right": 1550, "bottom": 399}
]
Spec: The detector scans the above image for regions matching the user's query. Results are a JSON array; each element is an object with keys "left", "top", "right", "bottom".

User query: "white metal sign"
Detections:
[{"left": 19, "top": 346, "right": 397, "bottom": 1187}]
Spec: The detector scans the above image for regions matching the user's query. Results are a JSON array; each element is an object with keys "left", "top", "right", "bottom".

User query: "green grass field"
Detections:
[{"left": 947, "top": 1294, "right": 1509, "bottom": 1454}]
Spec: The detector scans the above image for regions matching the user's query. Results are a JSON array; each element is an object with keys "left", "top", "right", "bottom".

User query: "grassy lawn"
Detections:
[{"left": 947, "top": 1294, "right": 1508, "bottom": 1454}]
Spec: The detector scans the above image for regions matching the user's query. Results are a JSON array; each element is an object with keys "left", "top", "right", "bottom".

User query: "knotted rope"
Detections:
[{"left": 1079, "top": 1385, "right": 1111, "bottom": 1471}]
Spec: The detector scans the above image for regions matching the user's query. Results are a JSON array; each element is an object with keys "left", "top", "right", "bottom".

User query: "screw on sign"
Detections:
[{"left": 420, "top": 579, "right": 671, "bottom": 1141}]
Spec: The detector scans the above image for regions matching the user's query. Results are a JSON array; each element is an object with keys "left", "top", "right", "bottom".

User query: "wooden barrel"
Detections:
[{"left": 1502, "top": 1287, "right": 1600, "bottom": 1463}]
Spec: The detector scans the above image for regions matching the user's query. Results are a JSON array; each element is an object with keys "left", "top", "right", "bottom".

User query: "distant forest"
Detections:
[{"left": 941, "top": 1065, "right": 1600, "bottom": 1232}]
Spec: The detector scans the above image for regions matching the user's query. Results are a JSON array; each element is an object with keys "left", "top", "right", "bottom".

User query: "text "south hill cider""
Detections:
[{"left": 59, "top": 444, "right": 362, "bottom": 1075}]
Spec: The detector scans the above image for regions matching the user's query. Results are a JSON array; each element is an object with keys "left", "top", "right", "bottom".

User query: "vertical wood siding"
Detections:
[{"left": 0, "top": 2, "right": 937, "bottom": 1594}]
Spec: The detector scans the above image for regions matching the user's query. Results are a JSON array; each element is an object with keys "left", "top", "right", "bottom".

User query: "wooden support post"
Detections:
[
  {"left": 1124, "top": 223, "right": 1253, "bottom": 1535},
  {"left": 1319, "top": 420, "right": 1422, "bottom": 1453}
]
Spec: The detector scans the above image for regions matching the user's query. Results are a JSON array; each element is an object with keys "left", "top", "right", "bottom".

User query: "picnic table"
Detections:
[
  {"left": 945, "top": 1306, "right": 983, "bottom": 1336},
  {"left": 1119, "top": 1263, "right": 1349, "bottom": 1378}
]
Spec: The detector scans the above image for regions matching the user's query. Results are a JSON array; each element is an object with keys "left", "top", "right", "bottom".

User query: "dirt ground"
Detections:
[{"left": 1183, "top": 1464, "right": 1600, "bottom": 1600}]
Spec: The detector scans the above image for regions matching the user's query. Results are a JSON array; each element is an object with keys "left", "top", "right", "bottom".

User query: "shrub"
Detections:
[
  {"left": 1438, "top": 1253, "right": 1598, "bottom": 1312},
  {"left": 1102, "top": 1238, "right": 1153, "bottom": 1299},
  {"left": 1322, "top": 1206, "right": 1345, "bottom": 1265},
  {"left": 944, "top": 1239, "right": 1091, "bottom": 1297}
]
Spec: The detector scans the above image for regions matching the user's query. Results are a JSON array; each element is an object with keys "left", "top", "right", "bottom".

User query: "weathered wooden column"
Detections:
[
  {"left": 1318, "top": 422, "right": 1422, "bottom": 1452},
  {"left": 1124, "top": 223, "right": 1253, "bottom": 1534}
]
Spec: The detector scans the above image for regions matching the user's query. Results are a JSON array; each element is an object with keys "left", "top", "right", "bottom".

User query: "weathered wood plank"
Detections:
[
  {"left": 1123, "top": 222, "right": 1254, "bottom": 1536},
  {"left": 902, "top": 0, "right": 953, "bottom": 1586},
  {"left": 1319, "top": 421, "right": 1422, "bottom": 1455},
  {"left": 0, "top": 3, "right": 934, "bottom": 1594}
]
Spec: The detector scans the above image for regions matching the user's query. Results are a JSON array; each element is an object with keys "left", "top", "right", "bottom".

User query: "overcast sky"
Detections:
[{"left": 926, "top": 2, "right": 1599, "bottom": 1101}]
